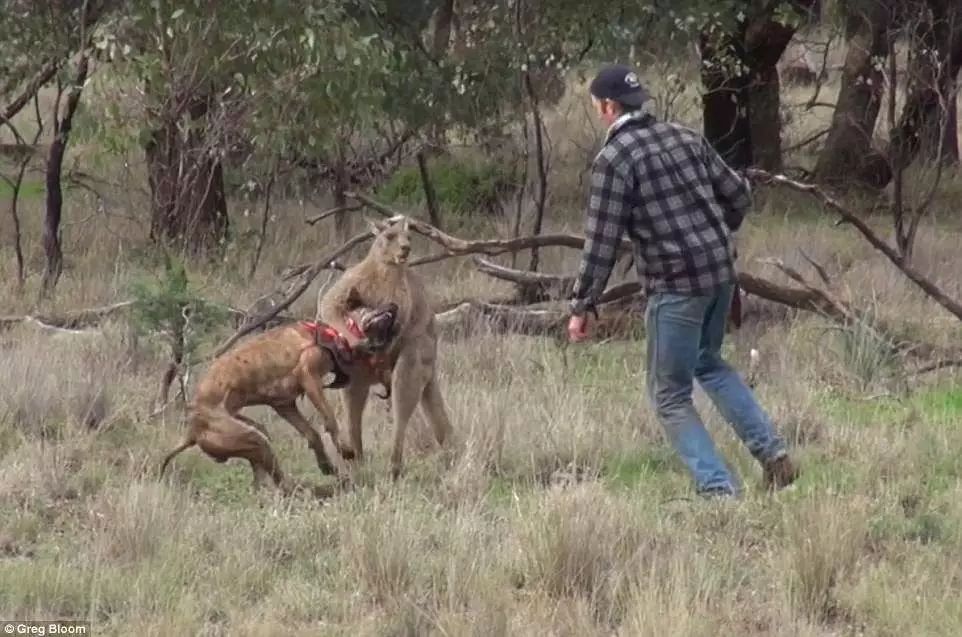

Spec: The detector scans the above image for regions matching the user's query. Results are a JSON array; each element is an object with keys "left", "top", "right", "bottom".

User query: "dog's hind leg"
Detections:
[{"left": 197, "top": 409, "right": 287, "bottom": 492}]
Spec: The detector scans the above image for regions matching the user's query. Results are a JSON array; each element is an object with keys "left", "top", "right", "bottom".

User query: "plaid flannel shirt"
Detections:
[{"left": 569, "top": 111, "right": 752, "bottom": 316}]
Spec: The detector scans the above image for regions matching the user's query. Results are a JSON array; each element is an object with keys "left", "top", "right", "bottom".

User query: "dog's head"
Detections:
[{"left": 358, "top": 302, "right": 399, "bottom": 346}]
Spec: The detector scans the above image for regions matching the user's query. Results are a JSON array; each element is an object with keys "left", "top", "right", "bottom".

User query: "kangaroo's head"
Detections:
[{"left": 367, "top": 215, "right": 412, "bottom": 266}]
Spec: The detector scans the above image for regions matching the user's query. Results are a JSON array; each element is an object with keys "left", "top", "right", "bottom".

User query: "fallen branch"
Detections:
[
  {"left": 470, "top": 254, "right": 860, "bottom": 323},
  {"left": 755, "top": 257, "right": 857, "bottom": 325},
  {"left": 0, "top": 301, "right": 135, "bottom": 331},
  {"left": 473, "top": 256, "right": 575, "bottom": 298},
  {"left": 435, "top": 301, "right": 567, "bottom": 337},
  {"left": 0, "top": 300, "right": 264, "bottom": 334},
  {"left": 435, "top": 290, "right": 646, "bottom": 340},
  {"left": 746, "top": 168, "right": 962, "bottom": 322},
  {"left": 472, "top": 256, "right": 643, "bottom": 305},
  {"left": 908, "top": 359, "right": 962, "bottom": 376}
]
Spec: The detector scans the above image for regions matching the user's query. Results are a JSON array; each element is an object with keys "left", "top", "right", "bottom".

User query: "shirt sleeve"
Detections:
[
  {"left": 569, "top": 152, "right": 630, "bottom": 316},
  {"left": 701, "top": 136, "right": 751, "bottom": 232}
]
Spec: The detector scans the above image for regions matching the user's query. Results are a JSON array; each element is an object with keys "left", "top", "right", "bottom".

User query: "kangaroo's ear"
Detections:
[{"left": 366, "top": 218, "right": 384, "bottom": 235}]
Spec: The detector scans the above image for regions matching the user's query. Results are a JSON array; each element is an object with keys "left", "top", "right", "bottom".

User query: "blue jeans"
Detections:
[{"left": 645, "top": 282, "right": 786, "bottom": 496}]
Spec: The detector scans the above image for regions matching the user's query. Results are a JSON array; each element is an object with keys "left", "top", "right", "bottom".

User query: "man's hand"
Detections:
[{"left": 567, "top": 314, "right": 589, "bottom": 343}]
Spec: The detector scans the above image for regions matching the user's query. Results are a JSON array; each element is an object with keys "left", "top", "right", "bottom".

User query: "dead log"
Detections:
[
  {"left": 471, "top": 255, "right": 854, "bottom": 324},
  {"left": 0, "top": 301, "right": 135, "bottom": 332},
  {"left": 0, "top": 301, "right": 256, "bottom": 336},
  {"left": 435, "top": 295, "right": 646, "bottom": 341}
]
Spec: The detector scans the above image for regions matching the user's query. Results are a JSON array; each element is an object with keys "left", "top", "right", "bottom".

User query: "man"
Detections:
[{"left": 567, "top": 63, "right": 798, "bottom": 497}]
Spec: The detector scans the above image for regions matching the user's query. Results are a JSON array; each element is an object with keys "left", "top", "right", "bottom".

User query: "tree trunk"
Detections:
[
  {"left": 814, "top": 2, "right": 894, "bottom": 188},
  {"left": 525, "top": 70, "right": 548, "bottom": 275},
  {"left": 699, "top": 1, "right": 818, "bottom": 171},
  {"left": 748, "top": 66, "right": 783, "bottom": 171},
  {"left": 428, "top": 0, "right": 454, "bottom": 56},
  {"left": 145, "top": 87, "right": 229, "bottom": 255},
  {"left": 700, "top": 29, "right": 754, "bottom": 169},
  {"left": 891, "top": 1, "right": 962, "bottom": 170},
  {"left": 744, "top": 9, "right": 814, "bottom": 172},
  {"left": 41, "top": 55, "right": 89, "bottom": 297}
]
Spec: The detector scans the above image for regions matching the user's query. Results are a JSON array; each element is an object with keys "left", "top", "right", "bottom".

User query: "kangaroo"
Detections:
[{"left": 319, "top": 215, "right": 454, "bottom": 479}]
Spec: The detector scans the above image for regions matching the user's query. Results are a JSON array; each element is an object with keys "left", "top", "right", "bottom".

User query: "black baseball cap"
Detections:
[{"left": 589, "top": 63, "right": 649, "bottom": 108}]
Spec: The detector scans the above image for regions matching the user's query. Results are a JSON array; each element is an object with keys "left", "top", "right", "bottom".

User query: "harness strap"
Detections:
[
  {"left": 301, "top": 318, "right": 389, "bottom": 381},
  {"left": 300, "top": 320, "right": 354, "bottom": 388}
]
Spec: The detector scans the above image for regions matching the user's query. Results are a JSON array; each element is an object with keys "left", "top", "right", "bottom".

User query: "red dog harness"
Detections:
[
  {"left": 299, "top": 320, "right": 354, "bottom": 389},
  {"left": 299, "top": 318, "right": 388, "bottom": 378},
  {"left": 300, "top": 320, "right": 351, "bottom": 351}
]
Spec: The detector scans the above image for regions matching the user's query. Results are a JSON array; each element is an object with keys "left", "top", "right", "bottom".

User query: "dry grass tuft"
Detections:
[{"left": 783, "top": 495, "right": 872, "bottom": 624}]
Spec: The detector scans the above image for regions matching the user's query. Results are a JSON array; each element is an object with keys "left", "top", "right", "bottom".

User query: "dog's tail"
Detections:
[{"left": 159, "top": 438, "right": 195, "bottom": 478}]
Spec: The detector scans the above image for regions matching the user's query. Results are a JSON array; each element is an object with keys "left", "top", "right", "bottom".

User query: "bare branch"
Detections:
[
  {"left": 909, "top": 359, "right": 962, "bottom": 376},
  {"left": 784, "top": 128, "right": 830, "bottom": 153},
  {"left": 306, "top": 204, "right": 365, "bottom": 226},
  {"left": 746, "top": 168, "right": 962, "bottom": 322},
  {"left": 798, "top": 248, "right": 833, "bottom": 287},
  {"left": 346, "top": 191, "right": 603, "bottom": 254},
  {"left": 249, "top": 167, "right": 277, "bottom": 278},
  {"left": 1, "top": 60, "right": 58, "bottom": 125},
  {"left": 211, "top": 230, "right": 374, "bottom": 358}
]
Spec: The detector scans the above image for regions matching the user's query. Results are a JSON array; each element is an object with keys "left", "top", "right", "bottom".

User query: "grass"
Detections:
[
  {"left": 2, "top": 45, "right": 962, "bottom": 637},
  {"left": 0, "top": 178, "right": 44, "bottom": 199}
]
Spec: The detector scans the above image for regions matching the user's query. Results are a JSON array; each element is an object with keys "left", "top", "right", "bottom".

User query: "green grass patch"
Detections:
[
  {"left": 0, "top": 178, "right": 44, "bottom": 199},
  {"left": 788, "top": 449, "right": 861, "bottom": 496},
  {"left": 817, "top": 385, "right": 962, "bottom": 428},
  {"left": 601, "top": 446, "right": 678, "bottom": 490}
]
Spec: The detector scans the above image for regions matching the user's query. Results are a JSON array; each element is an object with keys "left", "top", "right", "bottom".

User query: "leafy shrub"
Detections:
[
  {"left": 377, "top": 154, "right": 515, "bottom": 217},
  {"left": 128, "top": 254, "right": 228, "bottom": 362}
]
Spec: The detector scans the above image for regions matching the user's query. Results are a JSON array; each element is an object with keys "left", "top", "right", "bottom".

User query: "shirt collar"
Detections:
[{"left": 604, "top": 109, "right": 652, "bottom": 143}]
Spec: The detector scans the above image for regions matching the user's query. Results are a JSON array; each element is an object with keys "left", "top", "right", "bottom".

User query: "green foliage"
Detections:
[
  {"left": 377, "top": 155, "right": 515, "bottom": 216},
  {"left": 0, "top": 2, "right": 91, "bottom": 105},
  {"left": 128, "top": 254, "right": 228, "bottom": 360}
]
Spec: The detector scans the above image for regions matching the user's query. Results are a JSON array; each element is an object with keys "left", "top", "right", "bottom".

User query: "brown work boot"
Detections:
[{"left": 763, "top": 452, "right": 799, "bottom": 491}]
